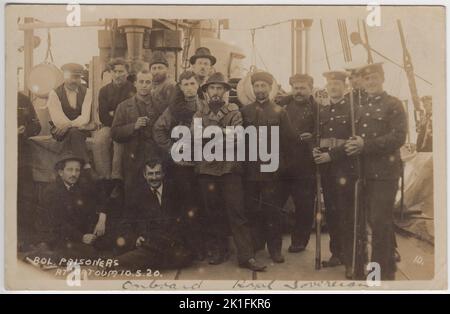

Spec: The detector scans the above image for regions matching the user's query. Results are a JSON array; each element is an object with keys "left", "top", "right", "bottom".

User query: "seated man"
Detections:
[
  {"left": 94, "top": 58, "right": 136, "bottom": 196},
  {"left": 31, "top": 152, "right": 108, "bottom": 264},
  {"left": 115, "top": 158, "right": 193, "bottom": 271},
  {"left": 46, "top": 63, "right": 96, "bottom": 178}
]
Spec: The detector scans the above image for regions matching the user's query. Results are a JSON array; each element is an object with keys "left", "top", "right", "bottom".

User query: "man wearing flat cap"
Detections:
[
  {"left": 241, "top": 71, "right": 296, "bottom": 264},
  {"left": 94, "top": 58, "right": 136, "bottom": 202},
  {"left": 32, "top": 151, "right": 109, "bottom": 262},
  {"left": 343, "top": 62, "right": 407, "bottom": 280},
  {"left": 191, "top": 72, "right": 266, "bottom": 271},
  {"left": 149, "top": 50, "right": 177, "bottom": 115},
  {"left": 277, "top": 73, "right": 317, "bottom": 254},
  {"left": 312, "top": 71, "right": 359, "bottom": 271},
  {"left": 46, "top": 63, "right": 96, "bottom": 178}
]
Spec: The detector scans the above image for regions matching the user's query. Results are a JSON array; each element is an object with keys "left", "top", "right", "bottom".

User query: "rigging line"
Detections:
[
  {"left": 369, "top": 47, "right": 432, "bottom": 86},
  {"left": 343, "top": 19, "right": 352, "bottom": 62},
  {"left": 320, "top": 19, "right": 331, "bottom": 70},
  {"left": 255, "top": 46, "right": 269, "bottom": 71}
]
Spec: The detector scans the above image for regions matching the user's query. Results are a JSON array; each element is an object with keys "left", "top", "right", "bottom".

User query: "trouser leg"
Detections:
[
  {"left": 222, "top": 174, "right": 254, "bottom": 264},
  {"left": 366, "top": 179, "right": 398, "bottom": 280},
  {"left": 111, "top": 141, "right": 124, "bottom": 180},
  {"left": 244, "top": 181, "right": 265, "bottom": 251},
  {"left": 290, "top": 176, "right": 316, "bottom": 248},
  {"left": 91, "top": 127, "right": 112, "bottom": 179},
  {"left": 198, "top": 175, "right": 228, "bottom": 255},
  {"left": 63, "top": 128, "right": 89, "bottom": 163},
  {"left": 260, "top": 181, "right": 283, "bottom": 256},
  {"left": 321, "top": 172, "right": 341, "bottom": 257}
]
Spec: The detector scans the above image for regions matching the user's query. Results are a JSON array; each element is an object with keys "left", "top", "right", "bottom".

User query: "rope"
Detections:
[
  {"left": 44, "top": 29, "right": 54, "bottom": 63},
  {"left": 320, "top": 19, "right": 331, "bottom": 70}
]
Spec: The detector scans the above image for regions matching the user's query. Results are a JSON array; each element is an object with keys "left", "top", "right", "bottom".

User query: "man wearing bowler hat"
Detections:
[
  {"left": 190, "top": 47, "right": 216, "bottom": 87},
  {"left": 344, "top": 63, "right": 407, "bottom": 280}
]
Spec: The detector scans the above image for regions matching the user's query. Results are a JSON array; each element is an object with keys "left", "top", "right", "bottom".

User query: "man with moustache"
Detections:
[
  {"left": 153, "top": 70, "right": 205, "bottom": 260},
  {"left": 94, "top": 58, "right": 136, "bottom": 198},
  {"left": 344, "top": 63, "right": 407, "bottom": 280},
  {"left": 191, "top": 72, "right": 266, "bottom": 271},
  {"left": 277, "top": 74, "right": 317, "bottom": 254},
  {"left": 149, "top": 51, "right": 177, "bottom": 114},
  {"left": 111, "top": 70, "right": 163, "bottom": 210},
  {"left": 241, "top": 71, "right": 295, "bottom": 263},
  {"left": 46, "top": 63, "right": 96, "bottom": 178},
  {"left": 115, "top": 158, "right": 193, "bottom": 271},
  {"left": 190, "top": 47, "right": 216, "bottom": 86},
  {"left": 312, "top": 71, "right": 356, "bottom": 269},
  {"left": 32, "top": 152, "right": 108, "bottom": 261}
]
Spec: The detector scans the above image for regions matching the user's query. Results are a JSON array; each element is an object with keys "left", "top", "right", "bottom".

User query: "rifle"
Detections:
[
  {"left": 314, "top": 99, "right": 324, "bottom": 270},
  {"left": 349, "top": 84, "right": 364, "bottom": 279}
]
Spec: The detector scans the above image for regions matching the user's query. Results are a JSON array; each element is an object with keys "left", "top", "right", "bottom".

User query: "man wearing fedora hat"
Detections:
[
  {"left": 46, "top": 63, "right": 97, "bottom": 179},
  {"left": 190, "top": 47, "right": 216, "bottom": 103},
  {"left": 241, "top": 71, "right": 295, "bottom": 264},
  {"left": 191, "top": 72, "right": 266, "bottom": 271},
  {"left": 34, "top": 151, "right": 109, "bottom": 261},
  {"left": 149, "top": 51, "right": 177, "bottom": 115},
  {"left": 344, "top": 63, "right": 407, "bottom": 280}
]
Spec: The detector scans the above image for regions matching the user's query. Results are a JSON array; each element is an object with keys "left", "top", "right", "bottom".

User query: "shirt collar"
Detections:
[{"left": 64, "top": 84, "right": 79, "bottom": 94}]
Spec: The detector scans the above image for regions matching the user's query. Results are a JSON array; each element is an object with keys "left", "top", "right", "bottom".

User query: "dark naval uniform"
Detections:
[
  {"left": 355, "top": 81, "right": 407, "bottom": 279},
  {"left": 318, "top": 95, "right": 357, "bottom": 265}
]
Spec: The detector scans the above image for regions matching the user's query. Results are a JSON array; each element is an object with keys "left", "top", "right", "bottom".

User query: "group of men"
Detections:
[{"left": 21, "top": 45, "right": 407, "bottom": 280}]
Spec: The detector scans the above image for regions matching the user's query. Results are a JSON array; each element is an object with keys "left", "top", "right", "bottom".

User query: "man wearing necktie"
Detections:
[{"left": 115, "top": 158, "right": 193, "bottom": 271}]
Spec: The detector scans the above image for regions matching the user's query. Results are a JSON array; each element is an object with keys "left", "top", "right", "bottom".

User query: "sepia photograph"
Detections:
[{"left": 3, "top": 2, "right": 447, "bottom": 292}]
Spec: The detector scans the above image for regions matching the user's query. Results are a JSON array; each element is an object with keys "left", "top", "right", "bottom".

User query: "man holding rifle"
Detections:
[
  {"left": 313, "top": 70, "right": 356, "bottom": 271},
  {"left": 344, "top": 63, "right": 407, "bottom": 280}
]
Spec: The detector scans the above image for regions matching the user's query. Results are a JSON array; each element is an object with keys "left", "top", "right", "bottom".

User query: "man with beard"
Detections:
[
  {"left": 153, "top": 70, "right": 205, "bottom": 260},
  {"left": 149, "top": 51, "right": 177, "bottom": 114},
  {"left": 313, "top": 71, "right": 356, "bottom": 269},
  {"left": 94, "top": 58, "right": 136, "bottom": 199},
  {"left": 46, "top": 63, "right": 96, "bottom": 178},
  {"left": 114, "top": 158, "right": 193, "bottom": 271},
  {"left": 344, "top": 63, "right": 407, "bottom": 280},
  {"left": 191, "top": 72, "right": 266, "bottom": 271},
  {"left": 241, "top": 71, "right": 295, "bottom": 264},
  {"left": 111, "top": 70, "right": 163, "bottom": 210},
  {"left": 277, "top": 74, "right": 316, "bottom": 254}
]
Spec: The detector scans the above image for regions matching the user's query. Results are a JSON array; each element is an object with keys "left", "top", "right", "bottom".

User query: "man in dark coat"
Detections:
[
  {"left": 241, "top": 71, "right": 295, "bottom": 263},
  {"left": 278, "top": 73, "right": 317, "bottom": 253},
  {"left": 313, "top": 71, "right": 358, "bottom": 269},
  {"left": 344, "top": 63, "right": 407, "bottom": 280},
  {"left": 149, "top": 51, "right": 177, "bottom": 114},
  {"left": 33, "top": 152, "right": 108, "bottom": 263},
  {"left": 153, "top": 70, "right": 204, "bottom": 260},
  {"left": 94, "top": 58, "right": 135, "bottom": 191},
  {"left": 17, "top": 92, "right": 41, "bottom": 249},
  {"left": 115, "top": 158, "right": 193, "bottom": 271},
  {"left": 111, "top": 70, "right": 165, "bottom": 210}
]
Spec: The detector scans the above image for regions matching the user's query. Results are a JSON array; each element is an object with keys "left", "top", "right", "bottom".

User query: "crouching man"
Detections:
[
  {"left": 31, "top": 152, "right": 109, "bottom": 264},
  {"left": 114, "top": 158, "right": 193, "bottom": 271}
]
